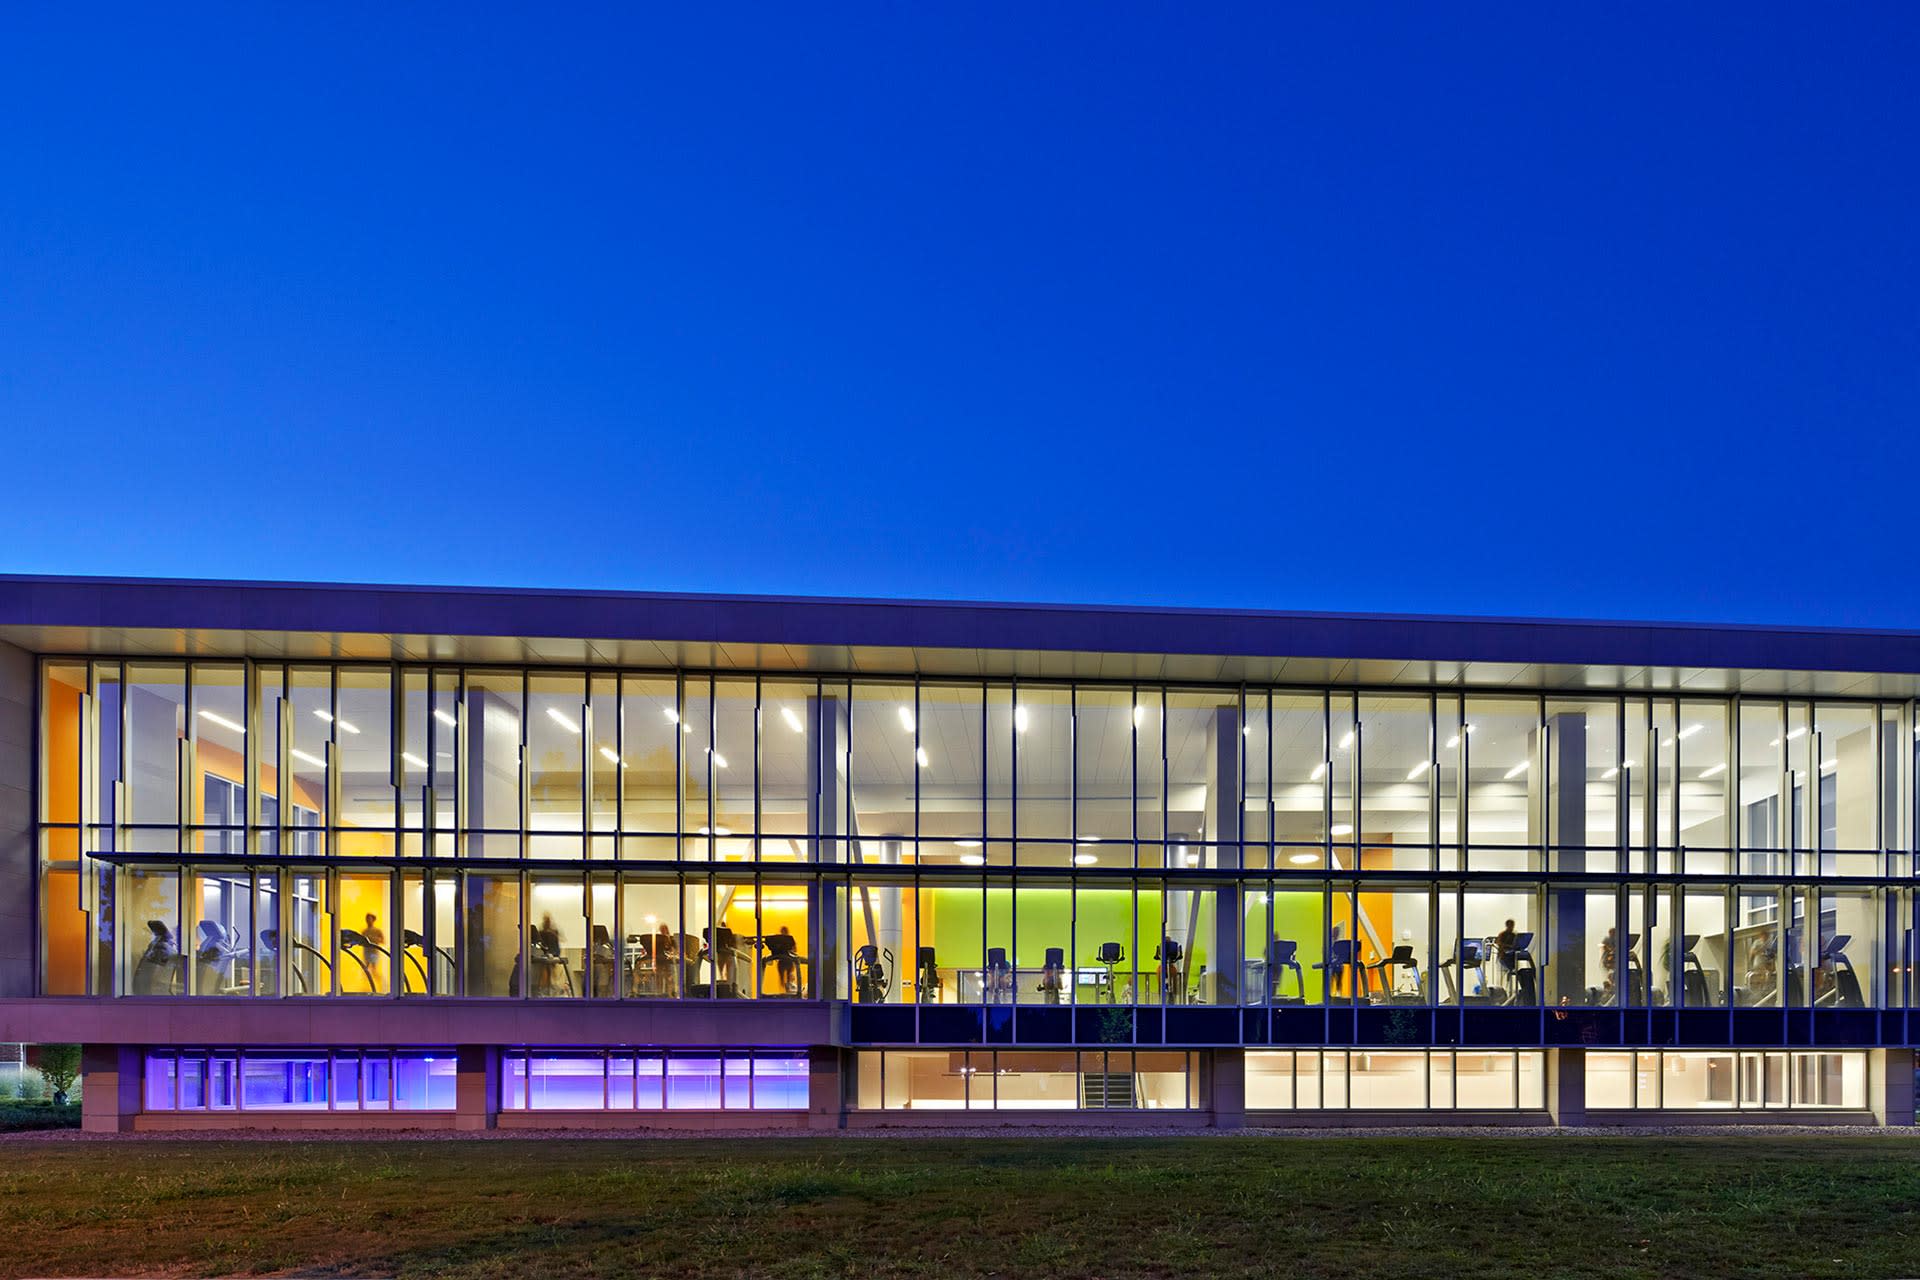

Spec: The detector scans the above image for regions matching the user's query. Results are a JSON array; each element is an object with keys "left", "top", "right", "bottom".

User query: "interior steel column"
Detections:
[{"left": 1547, "top": 712, "right": 1587, "bottom": 1001}]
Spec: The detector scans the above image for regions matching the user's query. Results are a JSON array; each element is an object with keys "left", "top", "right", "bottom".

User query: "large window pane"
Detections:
[
  {"left": 463, "top": 871, "right": 522, "bottom": 997},
  {"left": 919, "top": 684, "right": 985, "bottom": 858},
  {"left": 850, "top": 682, "right": 915, "bottom": 859},
  {"left": 620, "top": 675, "right": 680, "bottom": 837},
  {"left": 1545, "top": 698, "right": 1618, "bottom": 869},
  {"left": 1015, "top": 687, "right": 1071, "bottom": 841},
  {"left": 1075, "top": 688, "right": 1133, "bottom": 844},
  {"left": 527, "top": 673, "right": 586, "bottom": 853},
  {"left": 1359, "top": 694, "right": 1431, "bottom": 861},
  {"left": 463, "top": 672, "right": 522, "bottom": 844},
  {"left": 335, "top": 668, "right": 394, "bottom": 852}
]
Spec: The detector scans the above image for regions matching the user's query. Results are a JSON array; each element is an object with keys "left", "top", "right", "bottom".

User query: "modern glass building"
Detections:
[{"left": 2, "top": 575, "right": 1915, "bottom": 1130}]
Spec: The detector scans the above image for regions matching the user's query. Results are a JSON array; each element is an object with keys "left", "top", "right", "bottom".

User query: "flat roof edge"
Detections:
[{"left": 3, "top": 574, "right": 1918, "bottom": 676}]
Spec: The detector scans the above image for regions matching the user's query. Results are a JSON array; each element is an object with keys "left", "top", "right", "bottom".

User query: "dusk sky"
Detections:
[{"left": 4, "top": 5, "right": 1916, "bottom": 626}]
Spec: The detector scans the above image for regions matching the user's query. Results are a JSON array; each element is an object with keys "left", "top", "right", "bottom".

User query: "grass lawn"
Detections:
[{"left": 4, "top": 1134, "right": 1919, "bottom": 1279}]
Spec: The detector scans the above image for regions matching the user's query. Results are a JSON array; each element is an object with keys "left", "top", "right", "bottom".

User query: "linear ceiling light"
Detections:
[{"left": 197, "top": 710, "right": 245, "bottom": 735}]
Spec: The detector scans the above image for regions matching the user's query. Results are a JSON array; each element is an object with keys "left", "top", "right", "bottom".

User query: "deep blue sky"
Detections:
[{"left": 4, "top": 6, "right": 1916, "bottom": 626}]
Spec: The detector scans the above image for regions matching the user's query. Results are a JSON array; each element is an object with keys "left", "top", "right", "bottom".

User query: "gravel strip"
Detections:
[{"left": 6, "top": 1122, "right": 1919, "bottom": 1142}]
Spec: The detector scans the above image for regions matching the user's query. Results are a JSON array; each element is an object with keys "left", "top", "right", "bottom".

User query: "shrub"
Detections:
[{"left": 37, "top": 1045, "right": 80, "bottom": 1105}]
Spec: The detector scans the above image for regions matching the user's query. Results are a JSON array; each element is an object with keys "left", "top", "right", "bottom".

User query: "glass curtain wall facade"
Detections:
[
  {"left": 32, "top": 656, "right": 1920, "bottom": 1124},
  {"left": 42, "top": 662, "right": 1915, "bottom": 1013}
]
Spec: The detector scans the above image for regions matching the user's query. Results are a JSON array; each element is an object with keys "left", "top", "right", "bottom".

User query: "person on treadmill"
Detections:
[{"left": 1494, "top": 920, "right": 1519, "bottom": 994}]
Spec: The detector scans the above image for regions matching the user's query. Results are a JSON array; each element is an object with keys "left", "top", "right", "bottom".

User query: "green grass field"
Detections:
[{"left": 4, "top": 1135, "right": 1918, "bottom": 1279}]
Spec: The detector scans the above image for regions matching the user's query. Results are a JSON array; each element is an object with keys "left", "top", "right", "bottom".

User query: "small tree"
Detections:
[{"left": 36, "top": 1044, "right": 80, "bottom": 1107}]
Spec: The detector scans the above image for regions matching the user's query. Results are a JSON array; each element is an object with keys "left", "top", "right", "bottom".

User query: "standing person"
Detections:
[
  {"left": 1495, "top": 919, "right": 1519, "bottom": 995},
  {"left": 362, "top": 912, "right": 386, "bottom": 950}
]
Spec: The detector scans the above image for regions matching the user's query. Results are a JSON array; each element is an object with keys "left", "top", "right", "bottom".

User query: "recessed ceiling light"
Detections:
[
  {"left": 1678, "top": 724, "right": 1703, "bottom": 740},
  {"left": 1073, "top": 853, "right": 1097, "bottom": 866},
  {"left": 599, "top": 746, "right": 621, "bottom": 765},
  {"left": 1309, "top": 761, "right": 1327, "bottom": 782},
  {"left": 1331, "top": 823, "right": 1354, "bottom": 837},
  {"left": 1699, "top": 763, "right": 1726, "bottom": 778},
  {"left": 546, "top": 707, "right": 581, "bottom": 734},
  {"left": 1288, "top": 852, "right": 1320, "bottom": 865},
  {"left": 959, "top": 854, "right": 985, "bottom": 866},
  {"left": 1504, "top": 760, "right": 1529, "bottom": 779},
  {"left": 197, "top": 709, "right": 245, "bottom": 735},
  {"left": 780, "top": 706, "right": 803, "bottom": 734},
  {"left": 1132, "top": 704, "right": 1145, "bottom": 727},
  {"left": 314, "top": 709, "right": 359, "bottom": 733},
  {"left": 1338, "top": 730, "right": 1355, "bottom": 749},
  {"left": 955, "top": 839, "right": 983, "bottom": 849},
  {"left": 400, "top": 751, "right": 427, "bottom": 769},
  {"left": 709, "top": 750, "right": 728, "bottom": 769},
  {"left": 898, "top": 706, "right": 916, "bottom": 733},
  {"left": 916, "top": 747, "right": 930, "bottom": 768},
  {"left": 291, "top": 748, "right": 327, "bottom": 769},
  {"left": 434, "top": 709, "right": 458, "bottom": 728},
  {"left": 1014, "top": 706, "right": 1030, "bottom": 733},
  {"left": 1407, "top": 760, "right": 1431, "bottom": 781}
]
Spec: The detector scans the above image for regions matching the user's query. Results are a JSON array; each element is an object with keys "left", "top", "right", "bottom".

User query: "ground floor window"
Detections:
[
  {"left": 852, "top": 1050, "right": 1198, "bottom": 1110},
  {"left": 1245, "top": 1049, "right": 1545, "bottom": 1110},
  {"left": 500, "top": 1049, "right": 810, "bottom": 1111},
  {"left": 1584, "top": 1050, "right": 1867, "bottom": 1111},
  {"left": 144, "top": 1049, "right": 455, "bottom": 1111}
]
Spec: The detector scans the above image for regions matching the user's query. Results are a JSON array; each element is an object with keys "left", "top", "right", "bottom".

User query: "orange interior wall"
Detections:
[{"left": 41, "top": 673, "right": 86, "bottom": 993}]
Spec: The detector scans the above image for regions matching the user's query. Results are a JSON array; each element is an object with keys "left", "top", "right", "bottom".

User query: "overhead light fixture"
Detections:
[
  {"left": 1601, "top": 767, "right": 1618, "bottom": 780},
  {"left": 1133, "top": 704, "right": 1145, "bottom": 727},
  {"left": 955, "top": 839, "right": 983, "bottom": 849},
  {"left": 709, "top": 750, "right": 728, "bottom": 769},
  {"left": 546, "top": 707, "right": 581, "bottom": 734},
  {"left": 1338, "top": 729, "right": 1355, "bottom": 749},
  {"left": 291, "top": 748, "right": 327, "bottom": 769},
  {"left": 1678, "top": 724, "right": 1703, "bottom": 740},
  {"left": 696, "top": 825, "right": 733, "bottom": 837},
  {"left": 898, "top": 706, "right": 916, "bottom": 733},
  {"left": 1183, "top": 853, "right": 1200, "bottom": 866},
  {"left": 401, "top": 751, "right": 427, "bottom": 769},
  {"left": 664, "top": 707, "right": 679, "bottom": 723},
  {"left": 643, "top": 914, "right": 659, "bottom": 925},
  {"left": 1073, "top": 853, "right": 1097, "bottom": 866},
  {"left": 916, "top": 746, "right": 930, "bottom": 769},
  {"left": 1787, "top": 727, "right": 1806, "bottom": 740},
  {"left": 1288, "top": 852, "right": 1320, "bottom": 865},
  {"left": 433, "top": 709, "right": 458, "bottom": 729},
  {"left": 1331, "top": 823, "right": 1354, "bottom": 838},
  {"left": 197, "top": 709, "right": 245, "bottom": 735},
  {"left": 959, "top": 854, "right": 985, "bottom": 866},
  {"left": 1014, "top": 705, "right": 1030, "bottom": 733},
  {"left": 599, "top": 746, "right": 621, "bottom": 766},
  {"left": 1445, "top": 734, "right": 1461, "bottom": 749},
  {"left": 1407, "top": 760, "right": 1431, "bottom": 781},
  {"left": 1309, "top": 761, "right": 1328, "bottom": 782},
  {"left": 1699, "top": 763, "right": 1726, "bottom": 778},
  {"left": 1503, "top": 761, "right": 1529, "bottom": 779},
  {"left": 780, "top": 706, "right": 803, "bottom": 734},
  {"left": 1242, "top": 725, "right": 1251, "bottom": 737},
  {"left": 315, "top": 709, "right": 359, "bottom": 734}
]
